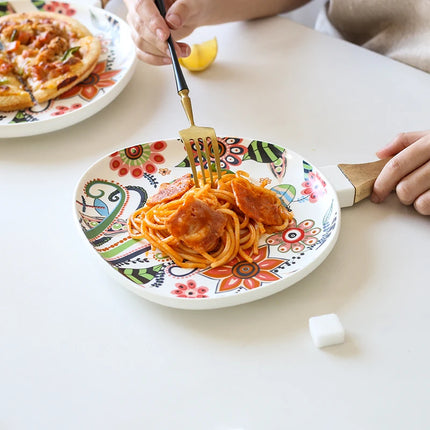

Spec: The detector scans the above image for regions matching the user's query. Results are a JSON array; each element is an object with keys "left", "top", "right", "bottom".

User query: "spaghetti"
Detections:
[{"left": 128, "top": 171, "right": 293, "bottom": 269}]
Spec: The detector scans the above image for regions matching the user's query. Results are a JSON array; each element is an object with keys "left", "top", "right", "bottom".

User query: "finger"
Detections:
[
  {"left": 414, "top": 189, "right": 430, "bottom": 216},
  {"left": 135, "top": 46, "right": 172, "bottom": 65},
  {"left": 130, "top": 23, "right": 187, "bottom": 62},
  {"left": 376, "top": 130, "right": 430, "bottom": 158},
  {"left": 125, "top": 0, "right": 173, "bottom": 64},
  {"left": 162, "top": 40, "right": 191, "bottom": 59},
  {"left": 166, "top": 0, "right": 192, "bottom": 29},
  {"left": 131, "top": 0, "right": 170, "bottom": 41},
  {"left": 395, "top": 160, "right": 430, "bottom": 205},
  {"left": 166, "top": 0, "right": 200, "bottom": 40},
  {"left": 127, "top": 3, "right": 190, "bottom": 63},
  {"left": 129, "top": 28, "right": 168, "bottom": 65},
  {"left": 134, "top": 40, "right": 190, "bottom": 65},
  {"left": 371, "top": 135, "right": 430, "bottom": 203},
  {"left": 127, "top": 12, "right": 169, "bottom": 54},
  {"left": 175, "top": 41, "right": 191, "bottom": 58}
]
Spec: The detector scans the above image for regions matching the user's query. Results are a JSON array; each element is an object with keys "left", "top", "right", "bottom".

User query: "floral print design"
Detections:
[
  {"left": 301, "top": 171, "right": 327, "bottom": 203},
  {"left": 159, "top": 168, "right": 171, "bottom": 176},
  {"left": 110, "top": 141, "right": 167, "bottom": 178},
  {"left": 59, "top": 61, "right": 120, "bottom": 101},
  {"left": 185, "top": 136, "right": 248, "bottom": 171},
  {"left": 42, "top": 1, "right": 76, "bottom": 15},
  {"left": 51, "top": 103, "right": 82, "bottom": 116},
  {"left": 171, "top": 280, "right": 209, "bottom": 298},
  {"left": 266, "top": 219, "right": 321, "bottom": 253},
  {"left": 216, "top": 137, "right": 248, "bottom": 169},
  {"left": 203, "top": 246, "right": 284, "bottom": 293}
]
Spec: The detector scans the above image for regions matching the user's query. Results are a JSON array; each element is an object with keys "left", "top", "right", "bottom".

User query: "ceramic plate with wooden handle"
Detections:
[{"left": 74, "top": 137, "right": 389, "bottom": 310}]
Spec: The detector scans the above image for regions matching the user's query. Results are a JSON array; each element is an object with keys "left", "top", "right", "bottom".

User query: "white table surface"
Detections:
[{"left": 1, "top": 10, "right": 430, "bottom": 430}]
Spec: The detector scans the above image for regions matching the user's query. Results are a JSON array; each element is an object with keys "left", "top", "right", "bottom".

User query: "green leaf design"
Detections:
[
  {"left": 117, "top": 265, "right": 164, "bottom": 285},
  {"left": 271, "top": 184, "right": 296, "bottom": 207},
  {"left": 303, "top": 160, "right": 313, "bottom": 179},
  {"left": 176, "top": 158, "right": 191, "bottom": 168},
  {"left": 31, "top": 0, "right": 46, "bottom": 11},
  {"left": 243, "top": 140, "right": 285, "bottom": 163}
]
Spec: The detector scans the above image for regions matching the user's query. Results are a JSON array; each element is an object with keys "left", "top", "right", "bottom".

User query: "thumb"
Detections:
[{"left": 165, "top": 0, "right": 192, "bottom": 30}]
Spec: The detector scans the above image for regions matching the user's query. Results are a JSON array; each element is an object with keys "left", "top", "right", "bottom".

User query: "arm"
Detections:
[
  {"left": 123, "top": 0, "right": 311, "bottom": 65},
  {"left": 371, "top": 130, "right": 430, "bottom": 215}
]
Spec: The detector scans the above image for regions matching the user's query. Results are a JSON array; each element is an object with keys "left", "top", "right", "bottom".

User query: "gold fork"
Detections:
[{"left": 154, "top": 0, "right": 222, "bottom": 187}]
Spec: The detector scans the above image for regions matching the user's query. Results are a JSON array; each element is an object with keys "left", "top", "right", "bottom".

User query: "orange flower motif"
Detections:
[
  {"left": 203, "top": 246, "right": 284, "bottom": 293},
  {"left": 59, "top": 61, "right": 121, "bottom": 101}
]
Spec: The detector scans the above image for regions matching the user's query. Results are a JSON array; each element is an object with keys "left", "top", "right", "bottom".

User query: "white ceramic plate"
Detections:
[
  {"left": 0, "top": 1, "right": 137, "bottom": 138},
  {"left": 74, "top": 137, "right": 341, "bottom": 309}
]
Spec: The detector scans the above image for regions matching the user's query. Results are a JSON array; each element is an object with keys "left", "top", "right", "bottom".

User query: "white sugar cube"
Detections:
[{"left": 309, "top": 313, "right": 345, "bottom": 348}]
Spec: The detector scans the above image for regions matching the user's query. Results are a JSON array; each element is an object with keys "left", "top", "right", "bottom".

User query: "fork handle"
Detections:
[{"left": 154, "top": 0, "right": 188, "bottom": 93}]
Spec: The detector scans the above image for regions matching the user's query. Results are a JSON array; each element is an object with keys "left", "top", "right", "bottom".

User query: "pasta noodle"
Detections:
[{"left": 128, "top": 171, "right": 293, "bottom": 269}]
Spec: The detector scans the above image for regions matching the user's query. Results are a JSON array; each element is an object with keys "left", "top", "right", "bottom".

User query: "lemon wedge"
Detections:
[{"left": 179, "top": 37, "right": 218, "bottom": 72}]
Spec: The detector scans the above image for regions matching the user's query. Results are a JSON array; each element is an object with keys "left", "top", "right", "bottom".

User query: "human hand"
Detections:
[
  {"left": 123, "top": 0, "right": 207, "bottom": 65},
  {"left": 371, "top": 130, "right": 430, "bottom": 215},
  {"left": 123, "top": 0, "right": 308, "bottom": 65}
]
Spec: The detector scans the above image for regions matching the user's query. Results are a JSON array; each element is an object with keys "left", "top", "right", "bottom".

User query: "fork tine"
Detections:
[
  {"left": 201, "top": 130, "right": 222, "bottom": 183},
  {"left": 194, "top": 138, "right": 207, "bottom": 186},
  {"left": 202, "top": 137, "right": 215, "bottom": 187},
  {"left": 181, "top": 136, "right": 200, "bottom": 187},
  {"left": 180, "top": 126, "right": 222, "bottom": 188},
  {"left": 208, "top": 132, "right": 222, "bottom": 180}
]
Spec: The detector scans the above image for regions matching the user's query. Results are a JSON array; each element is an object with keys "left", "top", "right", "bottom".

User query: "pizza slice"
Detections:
[
  {"left": 0, "top": 50, "right": 33, "bottom": 111},
  {"left": 0, "top": 12, "right": 101, "bottom": 111},
  {"left": 24, "top": 33, "right": 101, "bottom": 104}
]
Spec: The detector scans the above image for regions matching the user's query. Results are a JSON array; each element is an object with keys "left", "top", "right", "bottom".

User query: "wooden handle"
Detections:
[{"left": 338, "top": 158, "right": 391, "bottom": 204}]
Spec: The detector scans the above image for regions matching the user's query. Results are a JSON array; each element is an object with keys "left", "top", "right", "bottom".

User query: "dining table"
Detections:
[{"left": 1, "top": 1, "right": 430, "bottom": 429}]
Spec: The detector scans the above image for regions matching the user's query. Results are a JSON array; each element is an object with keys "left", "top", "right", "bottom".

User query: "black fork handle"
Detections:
[{"left": 153, "top": 0, "right": 189, "bottom": 93}]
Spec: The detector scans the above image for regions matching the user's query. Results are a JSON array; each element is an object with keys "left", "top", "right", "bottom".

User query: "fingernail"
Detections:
[
  {"left": 181, "top": 45, "right": 191, "bottom": 57},
  {"left": 370, "top": 193, "right": 380, "bottom": 203},
  {"left": 167, "top": 13, "right": 181, "bottom": 29}
]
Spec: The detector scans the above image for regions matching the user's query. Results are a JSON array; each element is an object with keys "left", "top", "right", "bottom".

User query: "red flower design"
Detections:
[
  {"left": 266, "top": 219, "right": 321, "bottom": 253},
  {"left": 43, "top": 2, "right": 76, "bottom": 15},
  {"left": 186, "top": 136, "right": 248, "bottom": 171},
  {"left": 171, "top": 279, "right": 209, "bottom": 298},
  {"left": 301, "top": 171, "right": 327, "bottom": 203},
  {"left": 59, "top": 61, "right": 121, "bottom": 101},
  {"left": 51, "top": 103, "right": 82, "bottom": 116},
  {"left": 109, "top": 141, "right": 167, "bottom": 178},
  {"left": 203, "top": 246, "right": 284, "bottom": 293}
]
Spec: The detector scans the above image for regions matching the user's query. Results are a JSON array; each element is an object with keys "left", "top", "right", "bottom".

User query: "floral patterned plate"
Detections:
[
  {"left": 0, "top": 1, "right": 137, "bottom": 138},
  {"left": 74, "top": 137, "right": 341, "bottom": 309}
]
